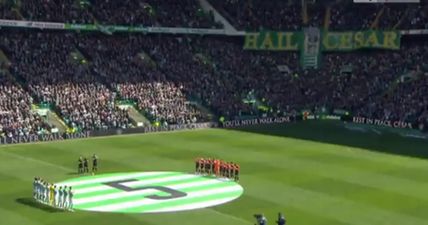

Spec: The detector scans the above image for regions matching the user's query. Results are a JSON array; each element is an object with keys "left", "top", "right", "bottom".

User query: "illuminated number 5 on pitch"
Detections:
[{"left": 103, "top": 179, "right": 187, "bottom": 200}]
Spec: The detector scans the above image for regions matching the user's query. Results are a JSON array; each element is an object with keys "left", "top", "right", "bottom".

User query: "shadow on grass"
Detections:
[
  {"left": 66, "top": 172, "right": 79, "bottom": 175},
  {"left": 230, "top": 121, "right": 428, "bottom": 160},
  {"left": 16, "top": 198, "right": 65, "bottom": 213}
]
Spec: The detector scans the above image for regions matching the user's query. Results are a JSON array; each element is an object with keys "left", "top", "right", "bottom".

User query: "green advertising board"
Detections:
[
  {"left": 322, "top": 30, "right": 400, "bottom": 51},
  {"left": 244, "top": 30, "right": 400, "bottom": 51},
  {"left": 244, "top": 31, "right": 301, "bottom": 51}
]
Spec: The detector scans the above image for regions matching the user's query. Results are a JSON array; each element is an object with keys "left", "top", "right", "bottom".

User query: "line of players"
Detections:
[
  {"left": 33, "top": 177, "right": 74, "bottom": 211},
  {"left": 78, "top": 154, "right": 98, "bottom": 174},
  {"left": 195, "top": 158, "right": 240, "bottom": 181}
]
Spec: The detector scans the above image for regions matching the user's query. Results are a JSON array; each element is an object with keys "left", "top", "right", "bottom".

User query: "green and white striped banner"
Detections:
[{"left": 56, "top": 172, "right": 243, "bottom": 213}]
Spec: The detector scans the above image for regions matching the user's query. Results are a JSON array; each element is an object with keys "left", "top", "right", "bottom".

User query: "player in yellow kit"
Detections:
[{"left": 49, "top": 184, "right": 55, "bottom": 206}]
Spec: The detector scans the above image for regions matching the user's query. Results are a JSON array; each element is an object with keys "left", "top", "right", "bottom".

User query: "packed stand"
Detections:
[
  {"left": 78, "top": 35, "right": 205, "bottom": 124},
  {"left": 355, "top": 43, "right": 428, "bottom": 123},
  {"left": 1, "top": 31, "right": 131, "bottom": 131},
  {"left": 400, "top": 4, "right": 428, "bottom": 30},
  {"left": 209, "top": 0, "right": 302, "bottom": 31},
  {"left": 1, "top": 29, "right": 427, "bottom": 130},
  {"left": 194, "top": 38, "right": 300, "bottom": 118},
  {"left": 90, "top": 0, "right": 155, "bottom": 26},
  {"left": 20, "top": 0, "right": 94, "bottom": 23},
  {"left": 210, "top": 0, "right": 428, "bottom": 31},
  {"left": 81, "top": 35, "right": 266, "bottom": 120},
  {"left": 92, "top": 0, "right": 221, "bottom": 28},
  {"left": 191, "top": 36, "right": 428, "bottom": 124},
  {"left": 306, "top": 2, "right": 325, "bottom": 28},
  {"left": 329, "top": 3, "right": 380, "bottom": 30},
  {"left": 75, "top": 34, "right": 428, "bottom": 124},
  {"left": 377, "top": 5, "right": 407, "bottom": 29},
  {"left": 0, "top": 75, "right": 50, "bottom": 137},
  {"left": 365, "top": 75, "right": 428, "bottom": 123},
  {"left": 330, "top": 3, "right": 428, "bottom": 30},
  {"left": 143, "top": 36, "right": 260, "bottom": 118},
  {"left": 2, "top": 0, "right": 220, "bottom": 28}
]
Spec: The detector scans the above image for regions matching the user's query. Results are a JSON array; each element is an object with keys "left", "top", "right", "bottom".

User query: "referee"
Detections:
[
  {"left": 92, "top": 154, "right": 98, "bottom": 174},
  {"left": 78, "top": 156, "right": 83, "bottom": 174}
]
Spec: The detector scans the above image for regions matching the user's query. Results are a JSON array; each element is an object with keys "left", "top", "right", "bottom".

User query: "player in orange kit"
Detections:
[
  {"left": 234, "top": 163, "right": 240, "bottom": 181},
  {"left": 195, "top": 157, "right": 201, "bottom": 174},
  {"left": 228, "top": 162, "right": 234, "bottom": 179},
  {"left": 200, "top": 158, "right": 206, "bottom": 174},
  {"left": 214, "top": 159, "right": 220, "bottom": 176}
]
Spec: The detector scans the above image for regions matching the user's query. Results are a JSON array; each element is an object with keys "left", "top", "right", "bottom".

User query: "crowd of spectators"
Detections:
[
  {"left": 92, "top": 0, "right": 220, "bottom": 28},
  {"left": 401, "top": 4, "right": 428, "bottom": 30},
  {"left": 32, "top": 82, "right": 130, "bottom": 131},
  {"left": 117, "top": 82, "right": 201, "bottom": 124},
  {"left": 78, "top": 35, "right": 205, "bottom": 124},
  {"left": 209, "top": 0, "right": 302, "bottom": 31},
  {"left": 0, "top": 74, "right": 50, "bottom": 137},
  {"left": 0, "top": 25, "right": 427, "bottom": 137},
  {"left": 191, "top": 38, "right": 299, "bottom": 117},
  {"left": 329, "top": 3, "right": 380, "bottom": 30},
  {"left": 141, "top": 36, "right": 258, "bottom": 118},
  {"left": 185, "top": 36, "right": 428, "bottom": 124},
  {"left": 0, "top": 0, "right": 221, "bottom": 28},
  {"left": 0, "top": 31, "right": 131, "bottom": 132},
  {"left": 210, "top": 0, "right": 428, "bottom": 31},
  {"left": 20, "top": 0, "right": 95, "bottom": 24},
  {"left": 90, "top": 0, "right": 155, "bottom": 26},
  {"left": 355, "top": 43, "right": 428, "bottom": 123},
  {"left": 1, "top": 0, "right": 427, "bottom": 30}
]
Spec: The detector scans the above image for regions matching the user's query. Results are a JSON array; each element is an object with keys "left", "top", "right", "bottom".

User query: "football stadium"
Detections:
[{"left": 0, "top": 0, "right": 428, "bottom": 225}]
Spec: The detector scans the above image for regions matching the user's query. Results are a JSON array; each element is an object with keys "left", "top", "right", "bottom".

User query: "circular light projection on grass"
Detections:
[{"left": 56, "top": 172, "right": 244, "bottom": 213}]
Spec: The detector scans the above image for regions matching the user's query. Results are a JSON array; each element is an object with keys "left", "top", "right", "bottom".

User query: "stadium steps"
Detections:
[
  {"left": 302, "top": 0, "right": 308, "bottom": 25},
  {"left": 11, "top": 8, "right": 24, "bottom": 19},
  {"left": 0, "top": 50, "right": 10, "bottom": 64},
  {"left": 302, "top": 55, "right": 319, "bottom": 69},
  {"left": 370, "top": 6, "right": 385, "bottom": 29},
  {"left": 198, "top": 0, "right": 238, "bottom": 32},
  {"left": 324, "top": 6, "right": 331, "bottom": 30},
  {"left": 46, "top": 111, "right": 68, "bottom": 133},
  {"left": 128, "top": 107, "right": 150, "bottom": 127},
  {"left": 383, "top": 71, "right": 420, "bottom": 97},
  {"left": 4, "top": 0, "right": 24, "bottom": 19},
  {"left": 190, "top": 100, "right": 215, "bottom": 121},
  {"left": 393, "top": 8, "right": 410, "bottom": 29},
  {"left": 0, "top": 50, "right": 10, "bottom": 75},
  {"left": 69, "top": 51, "right": 88, "bottom": 66}
]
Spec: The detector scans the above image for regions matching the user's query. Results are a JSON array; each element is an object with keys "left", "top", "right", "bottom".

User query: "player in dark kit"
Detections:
[
  {"left": 83, "top": 158, "right": 89, "bottom": 173},
  {"left": 92, "top": 154, "right": 98, "bottom": 173},
  {"left": 78, "top": 156, "right": 83, "bottom": 174}
]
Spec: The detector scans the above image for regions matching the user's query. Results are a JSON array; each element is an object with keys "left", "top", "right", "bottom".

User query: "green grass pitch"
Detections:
[{"left": 1, "top": 121, "right": 428, "bottom": 225}]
